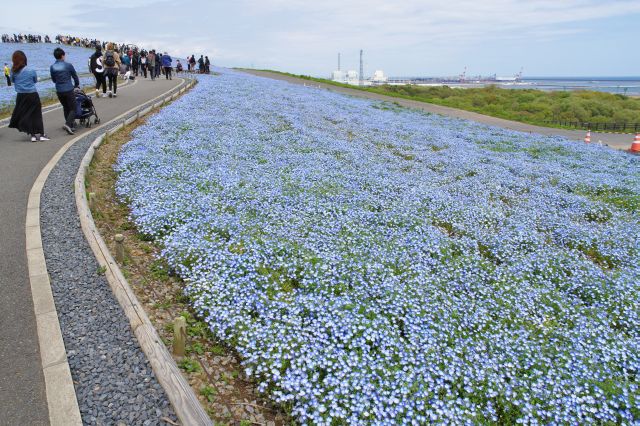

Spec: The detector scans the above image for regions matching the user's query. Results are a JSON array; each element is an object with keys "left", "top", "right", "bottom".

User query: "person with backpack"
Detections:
[
  {"left": 147, "top": 50, "right": 156, "bottom": 80},
  {"left": 50, "top": 47, "right": 80, "bottom": 135},
  {"left": 103, "top": 43, "right": 121, "bottom": 97},
  {"left": 89, "top": 46, "right": 106, "bottom": 98},
  {"left": 9, "top": 50, "right": 50, "bottom": 141},
  {"left": 161, "top": 52, "right": 172, "bottom": 80}
]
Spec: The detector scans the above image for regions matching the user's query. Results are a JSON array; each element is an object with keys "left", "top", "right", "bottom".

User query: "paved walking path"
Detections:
[
  {"left": 0, "top": 76, "right": 181, "bottom": 425},
  {"left": 242, "top": 70, "right": 636, "bottom": 151}
]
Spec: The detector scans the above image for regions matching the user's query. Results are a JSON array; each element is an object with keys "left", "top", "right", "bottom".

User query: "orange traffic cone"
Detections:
[
  {"left": 630, "top": 133, "right": 640, "bottom": 153},
  {"left": 584, "top": 130, "right": 591, "bottom": 144}
]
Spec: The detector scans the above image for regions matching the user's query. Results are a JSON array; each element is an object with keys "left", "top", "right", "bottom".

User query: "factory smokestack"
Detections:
[{"left": 359, "top": 50, "right": 364, "bottom": 86}]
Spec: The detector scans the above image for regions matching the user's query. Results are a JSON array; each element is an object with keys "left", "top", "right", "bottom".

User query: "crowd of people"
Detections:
[
  {"left": 88, "top": 47, "right": 211, "bottom": 92},
  {"left": 4, "top": 35, "right": 213, "bottom": 143},
  {"left": 89, "top": 46, "right": 185, "bottom": 92},
  {"left": 55, "top": 34, "right": 101, "bottom": 49},
  {"left": 186, "top": 54, "right": 211, "bottom": 74},
  {"left": 2, "top": 33, "right": 51, "bottom": 43}
]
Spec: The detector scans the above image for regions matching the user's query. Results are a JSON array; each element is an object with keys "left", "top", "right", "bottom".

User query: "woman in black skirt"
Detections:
[{"left": 8, "top": 50, "right": 50, "bottom": 142}]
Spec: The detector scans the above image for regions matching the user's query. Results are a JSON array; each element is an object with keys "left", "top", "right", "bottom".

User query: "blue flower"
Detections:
[{"left": 115, "top": 69, "right": 640, "bottom": 424}]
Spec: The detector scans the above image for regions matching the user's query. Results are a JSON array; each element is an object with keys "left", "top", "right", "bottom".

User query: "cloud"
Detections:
[
  {"left": 1, "top": 0, "right": 639, "bottom": 75},
  {"left": 251, "top": 0, "right": 640, "bottom": 45}
]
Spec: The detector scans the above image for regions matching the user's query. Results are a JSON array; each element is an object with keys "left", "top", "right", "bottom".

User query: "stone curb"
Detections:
[
  {"left": 25, "top": 77, "right": 194, "bottom": 425},
  {"left": 73, "top": 79, "right": 213, "bottom": 426},
  {"left": 27, "top": 133, "right": 86, "bottom": 426}
]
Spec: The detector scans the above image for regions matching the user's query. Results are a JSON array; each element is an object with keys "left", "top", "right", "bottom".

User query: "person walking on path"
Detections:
[
  {"left": 161, "top": 52, "right": 172, "bottom": 80},
  {"left": 4, "top": 63, "right": 11, "bottom": 86},
  {"left": 154, "top": 52, "right": 162, "bottom": 81},
  {"left": 157, "top": 53, "right": 163, "bottom": 78},
  {"left": 103, "top": 43, "right": 121, "bottom": 98},
  {"left": 9, "top": 51, "right": 49, "bottom": 142},
  {"left": 189, "top": 55, "right": 196, "bottom": 73},
  {"left": 132, "top": 50, "right": 139, "bottom": 76},
  {"left": 89, "top": 46, "right": 106, "bottom": 98},
  {"left": 140, "top": 52, "right": 148, "bottom": 78},
  {"left": 198, "top": 55, "right": 204, "bottom": 73},
  {"left": 147, "top": 50, "right": 156, "bottom": 81},
  {"left": 204, "top": 56, "right": 210, "bottom": 74},
  {"left": 121, "top": 52, "right": 131, "bottom": 71},
  {"left": 50, "top": 47, "right": 79, "bottom": 135}
]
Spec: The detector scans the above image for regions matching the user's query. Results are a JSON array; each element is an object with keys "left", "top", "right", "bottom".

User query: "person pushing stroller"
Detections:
[{"left": 50, "top": 47, "right": 79, "bottom": 134}]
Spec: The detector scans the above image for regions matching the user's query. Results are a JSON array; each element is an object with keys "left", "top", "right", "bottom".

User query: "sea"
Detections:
[{"left": 493, "top": 77, "right": 640, "bottom": 96}]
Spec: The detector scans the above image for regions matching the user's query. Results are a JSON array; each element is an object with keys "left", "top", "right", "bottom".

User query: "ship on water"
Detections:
[
  {"left": 331, "top": 62, "right": 527, "bottom": 88},
  {"left": 494, "top": 68, "right": 524, "bottom": 82}
]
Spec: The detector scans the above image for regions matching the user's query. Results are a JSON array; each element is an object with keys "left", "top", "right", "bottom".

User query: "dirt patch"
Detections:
[{"left": 86, "top": 114, "right": 291, "bottom": 426}]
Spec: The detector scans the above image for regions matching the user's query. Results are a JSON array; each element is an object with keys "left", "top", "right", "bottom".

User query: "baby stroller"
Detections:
[{"left": 75, "top": 88, "right": 101, "bottom": 128}]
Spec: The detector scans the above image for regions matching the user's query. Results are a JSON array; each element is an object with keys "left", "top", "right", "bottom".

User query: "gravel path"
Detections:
[{"left": 40, "top": 113, "right": 178, "bottom": 424}]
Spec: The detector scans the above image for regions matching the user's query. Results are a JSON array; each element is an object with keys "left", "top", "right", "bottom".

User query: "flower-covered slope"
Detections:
[{"left": 115, "top": 69, "right": 639, "bottom": 424}]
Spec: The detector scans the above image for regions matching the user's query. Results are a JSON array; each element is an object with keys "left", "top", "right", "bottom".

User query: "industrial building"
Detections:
[
  {"left": 331, "top": 50, "right": 388, "bottom": 86},
  {"left": 330, "top": 51, "right": 525, "bottom": 88}
]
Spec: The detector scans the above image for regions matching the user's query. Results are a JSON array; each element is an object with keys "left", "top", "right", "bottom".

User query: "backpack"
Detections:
[{"left": 105, "top": 51, "right": 115, "bottom": 67}]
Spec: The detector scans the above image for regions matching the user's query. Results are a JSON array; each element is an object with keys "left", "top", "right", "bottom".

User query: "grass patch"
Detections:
[
  {"left": 575, "top": 185, "right": 640, "bottom": 214},
  {"left": 178, "top": 357, "right": 201, "bottom": 373}
]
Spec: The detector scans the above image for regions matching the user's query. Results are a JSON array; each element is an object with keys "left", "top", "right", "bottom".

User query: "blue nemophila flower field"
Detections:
[
  {"left": 115, "top": 69, "right": 639, "bottom": 424},
  {"left": 1, "top": 43, "right": 92, "bottom": 107}
]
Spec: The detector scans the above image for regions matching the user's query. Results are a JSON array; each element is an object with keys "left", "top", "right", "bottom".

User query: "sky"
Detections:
[{"left": 2, "top": 0, "right": 639, "bottom": 77}]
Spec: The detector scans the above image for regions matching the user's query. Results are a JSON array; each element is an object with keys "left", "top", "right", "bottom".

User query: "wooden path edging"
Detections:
[
  {"left": 24, "top": 76, "right": 143, "bottom": 426},
  {"left": 73, "top": 79, "right": 213, "bottom": 426},
  {"left": 24, "top": 77, "right": 202, "bottom": 425}
]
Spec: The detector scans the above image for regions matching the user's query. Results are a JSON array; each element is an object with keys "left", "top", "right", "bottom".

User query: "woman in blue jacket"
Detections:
[{"left": 8, "top": 50, "right": 49, "bottom": 142}]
